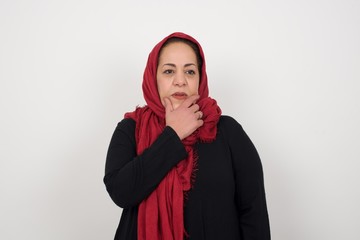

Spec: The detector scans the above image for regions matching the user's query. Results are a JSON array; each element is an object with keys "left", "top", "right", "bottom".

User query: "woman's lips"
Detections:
[{"left": 171, "top": 92, "right": 188, "bottom": 100}]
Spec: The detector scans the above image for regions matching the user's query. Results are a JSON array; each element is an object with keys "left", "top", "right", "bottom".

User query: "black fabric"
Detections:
[{"left": 104, "top": 116, "right": 271, "bottom": 240}]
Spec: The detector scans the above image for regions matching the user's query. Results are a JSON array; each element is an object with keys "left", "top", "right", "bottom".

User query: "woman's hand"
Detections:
[{"left": 164, "top": 95, "right": 204, "bottom": 140}]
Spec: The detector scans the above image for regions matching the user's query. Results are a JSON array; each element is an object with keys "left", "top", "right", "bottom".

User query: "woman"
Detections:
[{"left": 104, "top": 32, "right": 271, "bottom": 240}]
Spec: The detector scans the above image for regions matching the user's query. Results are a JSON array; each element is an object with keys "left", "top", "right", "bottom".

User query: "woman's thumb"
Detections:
[{"left": 163, "top": 97, "right": 173, "bottom": 113}]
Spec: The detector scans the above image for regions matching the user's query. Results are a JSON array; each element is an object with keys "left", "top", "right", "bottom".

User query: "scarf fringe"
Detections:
[{"left": 183, "top": 146, "right": 199, "bottom": 203}]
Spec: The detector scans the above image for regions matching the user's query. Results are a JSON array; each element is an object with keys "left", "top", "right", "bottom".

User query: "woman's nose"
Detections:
[{"left": 173, "top": 72, "right": 186, "bottom": 86}]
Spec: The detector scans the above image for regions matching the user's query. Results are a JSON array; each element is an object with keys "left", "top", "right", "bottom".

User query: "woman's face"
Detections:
[{"left": 157, "top": 42, "right": 200, "bottom": 110}]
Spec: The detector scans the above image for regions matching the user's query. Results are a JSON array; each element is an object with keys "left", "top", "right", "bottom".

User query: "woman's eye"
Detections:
[
  {"left": 164, "top": 69, "right": 174, "bottom": 74},
  {"left": 186, "top": 70, "right": 196, "bottom": 75}
]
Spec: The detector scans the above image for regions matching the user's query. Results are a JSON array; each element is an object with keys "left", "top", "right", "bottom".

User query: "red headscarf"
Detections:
[{"left": 125, "top": 32, "right": 221, "bottom": 240}]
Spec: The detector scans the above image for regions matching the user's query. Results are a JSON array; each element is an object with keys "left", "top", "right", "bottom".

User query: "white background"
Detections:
[{"left": 1, "top": 0, "right": 359, "bottom": 239}]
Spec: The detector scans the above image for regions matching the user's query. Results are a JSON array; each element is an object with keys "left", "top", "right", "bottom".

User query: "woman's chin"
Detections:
[
  {"left": 172, "top": 102, "right": 181, "bottom": 110},
  {"left": 160, "top": 97, "right": 187, "bottom": 110}
]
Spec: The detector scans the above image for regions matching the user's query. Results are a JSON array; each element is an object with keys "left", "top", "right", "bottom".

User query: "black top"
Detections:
[{"left": 104, "top": 116, "right": 271, "bottom": 240}]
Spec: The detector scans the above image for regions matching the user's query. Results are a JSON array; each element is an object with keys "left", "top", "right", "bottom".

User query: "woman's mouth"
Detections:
[{"left": 171, "top": 92, "right": 188, "bottom": 100}]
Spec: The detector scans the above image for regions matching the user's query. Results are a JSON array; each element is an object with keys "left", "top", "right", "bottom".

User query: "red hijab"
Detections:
[{"left": 125, "top": 32, "right": 221, "bottom": 240}]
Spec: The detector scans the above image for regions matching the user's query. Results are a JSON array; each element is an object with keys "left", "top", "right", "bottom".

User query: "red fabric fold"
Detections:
[{"left": 125, "top": 32, "right": 221, "bottom": 240}]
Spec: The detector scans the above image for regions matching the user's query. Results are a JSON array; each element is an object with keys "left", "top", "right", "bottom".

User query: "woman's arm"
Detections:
[
  {"left": 103, "top": 118, "right": 187, "bottom": 208},
  {"left": 221, "top": 116, "right": 271, "bottom": 239}
]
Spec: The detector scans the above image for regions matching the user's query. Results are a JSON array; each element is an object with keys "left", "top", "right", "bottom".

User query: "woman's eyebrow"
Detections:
[
  {"left": 162, "top": 63, "right": 196, "bottom": 67},
  {"left": 162, "top": 63, "right": 176, "bottom": 67}
]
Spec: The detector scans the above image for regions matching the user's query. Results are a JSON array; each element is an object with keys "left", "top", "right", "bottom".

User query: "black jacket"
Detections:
[{"left": 104, "top": 116, "right": 270, "bottom": 239}]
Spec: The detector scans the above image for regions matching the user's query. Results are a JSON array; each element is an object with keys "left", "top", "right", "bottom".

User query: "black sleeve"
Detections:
[
  {"left": 221, "top": 116, "right": 271, "bottom": 240},
  {"left": 103, "top": 118, "right": 188, "bottom": 208}
]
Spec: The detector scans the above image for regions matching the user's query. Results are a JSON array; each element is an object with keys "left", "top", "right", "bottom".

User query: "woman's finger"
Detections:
[{"left": 180, "top": 95, "right": 200, "bottom": 108}]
